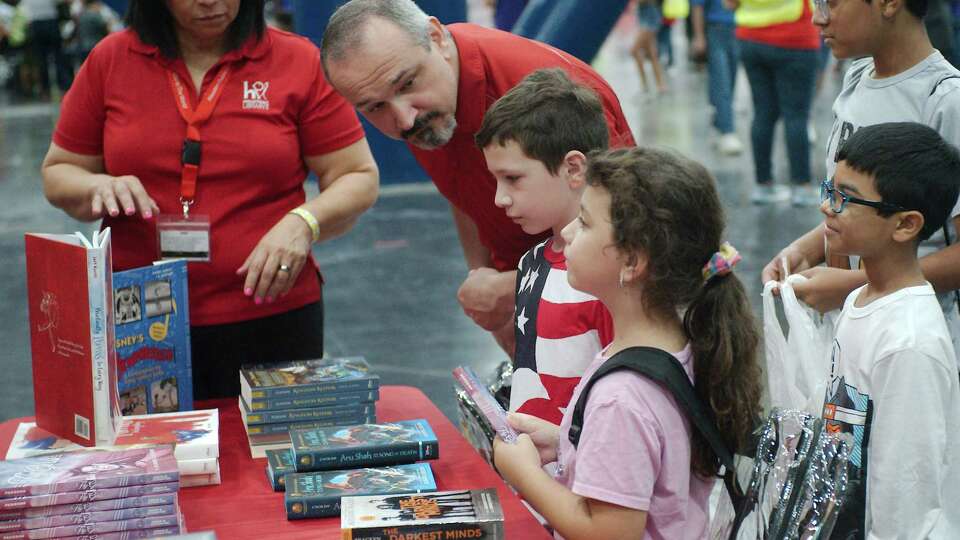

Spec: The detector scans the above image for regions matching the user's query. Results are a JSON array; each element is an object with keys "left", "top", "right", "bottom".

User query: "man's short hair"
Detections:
[
  {"left": 475, "top": 68, "right": 609, "bottom": 175},
  {"left": 321, "top": 0, "right": 430, "bottom": 70},
  {"left": 837, "top": 122, "right": 960, "bottom": 241}
]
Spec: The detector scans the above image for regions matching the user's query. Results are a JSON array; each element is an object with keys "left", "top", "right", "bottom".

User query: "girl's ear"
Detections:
[
  {"left": 563, "top": 150, "right": 588, "bottom": 190},
  {"left": 621, "top": 250, "right": 649, "bottom": 285},
  {"left": 892, "top": 210, "right": 924, "bottom": 243}
]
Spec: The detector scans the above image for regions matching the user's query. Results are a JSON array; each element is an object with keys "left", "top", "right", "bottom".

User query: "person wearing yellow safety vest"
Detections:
[{"left": 727, "top": 0, "right": 820, "bottom": 206}]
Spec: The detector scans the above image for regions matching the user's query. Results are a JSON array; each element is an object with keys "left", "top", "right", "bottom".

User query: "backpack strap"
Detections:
[{"left": 567, "top": 346, "right": 751, "bottom": 539}]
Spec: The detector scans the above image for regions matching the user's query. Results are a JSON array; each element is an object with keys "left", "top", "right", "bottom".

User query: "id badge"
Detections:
[{"left": 157, "top": 214, "right": 211, "bottom": 262}]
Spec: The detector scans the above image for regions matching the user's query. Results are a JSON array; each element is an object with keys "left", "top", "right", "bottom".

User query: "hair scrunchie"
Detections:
[{"left": 702, "top": 241, "right": 742, "bottom": 282}]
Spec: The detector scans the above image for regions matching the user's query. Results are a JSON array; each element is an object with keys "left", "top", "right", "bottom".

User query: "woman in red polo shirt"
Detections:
[{"left": 39, "top": 0, "right": 379, "bottom": 399}]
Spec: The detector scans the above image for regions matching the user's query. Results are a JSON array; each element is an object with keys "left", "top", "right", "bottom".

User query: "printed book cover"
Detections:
[
  {"left": 240, "top": 357, "right": 379, "bottom": 404},
  {"left": 113, "top": 261, "right": 193, "bottom": 415},
  {"left": 243, "top": 413, "right": 377, "bottom": 437},
  {"left": 0, "top": 447, "right": 179, "bottom": 499},
  {"left": 284, "top": 463, "right": 436, "bottom": 520},
  {"left": 239, "top": 397, "right": 375, "bottom": 426},
  {"left": 0, "top": 503, "right": 176, "bottom": 534},
  {"left": 265, "top": 449, "right": 294, "bottom": 492},
  {"left": 0, "top": 483, "right": 179, "bottom": 511},
  {"left": 291, "top": 419, "right": 438, "bottom": 472},
  {"left": 25, "top": 229, "right": 120, "bottom": 447},
  {"left": 0, "top": 513, "right": 180, "bottom": 539},
  {"left": 0, "top": 494, "right": 177, "bottom": 522},
  {"left": 247, "top": 389, "right": 379, "bottom": 412},
  {"left": 341, "top": 489, "right": 505, "bottom": 540},
  {"left": 7, "top": 411, "right": 219, "bottom": 463}
]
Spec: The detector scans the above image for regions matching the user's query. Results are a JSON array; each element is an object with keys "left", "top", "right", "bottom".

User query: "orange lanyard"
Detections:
[{"left": 166, "top": 64, "right": 232, "bottom": 217}]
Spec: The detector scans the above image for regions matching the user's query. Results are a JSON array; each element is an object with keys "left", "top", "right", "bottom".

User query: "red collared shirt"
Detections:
[
  {"left": 410, "top": 23, "right": 636, "bottom": 272},
  {"left": 54, "top": 28, "right": 365, "bottom": 326}
]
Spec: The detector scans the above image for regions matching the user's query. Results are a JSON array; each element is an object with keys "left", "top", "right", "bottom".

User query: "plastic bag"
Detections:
[{"left": 762, "top": 276, "right": 838, "bottom": 414}]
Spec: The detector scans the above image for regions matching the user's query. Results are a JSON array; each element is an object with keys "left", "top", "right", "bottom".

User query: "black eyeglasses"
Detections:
[{"left": 819, "top": 179, "right": 908, "bottom": 214}]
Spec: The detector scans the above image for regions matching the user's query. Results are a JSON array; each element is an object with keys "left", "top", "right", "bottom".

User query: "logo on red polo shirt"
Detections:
[{"left": 242, "top": 81, "right": 270, "bottom": 110}]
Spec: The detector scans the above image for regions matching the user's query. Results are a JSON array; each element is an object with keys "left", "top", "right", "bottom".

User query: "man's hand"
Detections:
[
  {"left": 793, "top": 267, "right": 867, "bottom": 313},
  {"left": 457, "top": 267, "right": 515, "bottom": 331},
  {"left": 507, "top": 412, "right": 560, "bottom": 465}
]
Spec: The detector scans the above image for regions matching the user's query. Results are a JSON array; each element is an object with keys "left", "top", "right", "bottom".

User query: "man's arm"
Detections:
[{"left": 450, "top": 203, "right": 491, "bottom": 270}]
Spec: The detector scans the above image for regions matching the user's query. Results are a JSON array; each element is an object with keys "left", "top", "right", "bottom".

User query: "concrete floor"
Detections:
[{"left": 0, "top": 7, "right": 837, "bottom": 424}]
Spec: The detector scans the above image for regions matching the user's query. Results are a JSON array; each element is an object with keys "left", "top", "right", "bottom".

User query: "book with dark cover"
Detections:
[
  {"left": 243, "top": 414, "right": 376, "bottom": 437},
  {"left": 341, "top": 489, "right": 505, "bottom": 540},
  {"left": 0, "top": 447, "right": 179, "bottom": 499},
  {"left": 265, "top": 449, "right": 294, "bottom": 492},
  {"left": 291, "top": 420, "right": 438, "bottom": 472},
  {"left": 25, "top": 229, "right": 120, "bottom": 447},
  {"left": 0, "top": 503, "right": 177, "bottom": 533},
  {"left": 0, "top": 494, "right": 176, "bottom": 521},
  {"left": 246, "top": 389, "right": 379, "bottom": 412},
  {"left": 239, "top": 398, "right": 375, "bottom": 426},
  {"left": 0, "top": 482, "right": 178, "bottom": 512},
  {"left": 0, "top": 513, "right": 179, "bottom": 539},
  {"left": 284, "top": 463, "right": 436, "bottom": 520},
  {"left": 240, "top": 357, "right": 379, "bottom": 404},
  {"left": 113, "top": 261, "right": 192, "bottom": 415}
]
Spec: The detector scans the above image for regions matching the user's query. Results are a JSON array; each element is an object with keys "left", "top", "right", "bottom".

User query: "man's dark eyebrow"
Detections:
[{"left": 390, "top": 68, "right": 411, "bottom": 87}]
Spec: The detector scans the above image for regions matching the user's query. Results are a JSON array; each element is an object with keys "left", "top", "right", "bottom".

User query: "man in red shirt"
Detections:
[{"left": 321, "top": 0, "right": 635, "bottom": 354}]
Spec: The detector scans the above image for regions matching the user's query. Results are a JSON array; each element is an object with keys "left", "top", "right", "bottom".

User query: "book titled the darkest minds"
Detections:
[
  {"left": 291, "top": 419, "right": 438, "bottom": 472},
  {"left": 284, "top": 463, "right": 436, "bottom": 520},
  {"left": 340, "top": 489, "right": 505, "bottom": 540}
]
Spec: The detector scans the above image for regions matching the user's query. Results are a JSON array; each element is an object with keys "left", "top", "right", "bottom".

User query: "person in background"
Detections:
[
  {"left": 632, "top": 0, "right": 668, "bottom": 94},
  {"left": 691, "top": 0, "right": 743, "bottom": 154},
  {"left": 320, "top": 0, "right": 634, "bottom": 358},
  {"left": 70, "top": 0, "right": 108, "bottom": 63},
  {"left": 22, "top": 0, "right": 73, "bottom": 97},
  {"left": 730, "top": 0, "right": 820, "bottom": 206},
  {"left": 485, "top": 0, "right": 527, "bottom": 31},
  {"left": 40, "top": 0, "right": 379, "bottom": 399}
]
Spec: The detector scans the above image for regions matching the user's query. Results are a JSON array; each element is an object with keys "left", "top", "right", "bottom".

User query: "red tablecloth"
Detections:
[{"left": 0, "top": 385, "right": 550, "bottom": 539}]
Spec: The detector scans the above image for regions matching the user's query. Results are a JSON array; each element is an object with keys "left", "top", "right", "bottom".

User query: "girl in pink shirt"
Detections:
[{"left": 494, "top": 146, "right": 763, "bottom": 539}]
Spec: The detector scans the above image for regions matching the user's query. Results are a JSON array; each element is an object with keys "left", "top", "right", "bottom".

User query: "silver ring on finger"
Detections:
[{"left": 278, "top": 264, "right": 291, "bottom": 273}]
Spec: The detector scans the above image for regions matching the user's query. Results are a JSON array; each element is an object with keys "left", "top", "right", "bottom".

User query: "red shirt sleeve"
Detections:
[
  {"left": 54, "top": 41, "right": 109, "bottom": 156},
  {"left": 298, "top": 46, "right": 365, "bottom": 157}
]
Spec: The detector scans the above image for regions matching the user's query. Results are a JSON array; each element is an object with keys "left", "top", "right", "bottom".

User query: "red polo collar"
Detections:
[{"left": 449, "top": 24, "right": 488, "bottom": 137}]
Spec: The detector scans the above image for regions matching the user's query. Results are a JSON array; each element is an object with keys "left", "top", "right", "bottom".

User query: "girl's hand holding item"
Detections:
[
  {"left": 507, "top": 412, "right": 560, "bottom": 465},
  {"left": 493, "top": 433, "right": 541, "bottom": 488}
]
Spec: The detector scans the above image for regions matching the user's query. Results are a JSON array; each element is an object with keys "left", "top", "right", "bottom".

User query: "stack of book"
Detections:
[
  {"left": 238, "top": 356, "right": 379, "bottom": 458},
  {"left": 276, "top": 419, "right": 441, "bottom": 520},
  {"left": 0, "top": 446, "right": 183, "bottom": 538},
  {"left": 6, "top": 409, "right": 221, "bottom": 488},
  {"left": 341, "top": 489, "right": 505, "bottom": 540}
]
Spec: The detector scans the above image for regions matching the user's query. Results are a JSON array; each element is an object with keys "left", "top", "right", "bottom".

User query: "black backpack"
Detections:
[{"left": 567, "top": 346, "right": 754, "bottom": 540}]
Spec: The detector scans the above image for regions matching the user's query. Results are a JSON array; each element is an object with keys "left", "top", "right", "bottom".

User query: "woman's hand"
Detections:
[
  {"left": 236, "top": 213, "right": 312, "bottom": 304},
  {"left": 90, "top": 174, "right": 159, "bottom": 219},
  {"left": 507, "top": 412, "right": 560, "bottom": 465}
]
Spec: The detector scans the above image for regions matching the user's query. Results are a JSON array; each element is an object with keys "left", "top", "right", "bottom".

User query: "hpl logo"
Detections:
[{"left": 242, "top": 80, "right": 270, "bottom": 110}]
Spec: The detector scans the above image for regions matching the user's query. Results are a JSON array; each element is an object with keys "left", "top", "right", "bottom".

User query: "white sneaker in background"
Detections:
[
  {"left": 717, "top": 133, "right": 744, "bottom": 155},
  {"left": 791, "top": 184, "right": 820, "bottom": 207},
  {"left": 808, "top": 120, "right": 818, "bottom": 144},
  {"left": 751, "top": 184, "right": 791, "bottom": 205}
]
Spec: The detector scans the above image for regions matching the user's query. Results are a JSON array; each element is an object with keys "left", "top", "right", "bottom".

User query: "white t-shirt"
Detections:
[
  {"left": 825, "top": 51, "right": 960, "bottom": 357},
  {"left": 822, "top": 283, "right": 960, "bottom": 538}
]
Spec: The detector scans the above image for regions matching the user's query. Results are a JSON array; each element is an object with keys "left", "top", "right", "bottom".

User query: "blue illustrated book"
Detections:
[{"left": 113, "top": 260, "right": 193, "bottom": 415}]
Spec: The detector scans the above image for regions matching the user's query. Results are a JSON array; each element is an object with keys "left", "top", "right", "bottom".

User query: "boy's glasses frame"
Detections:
[{"left": 819, "top": 179, "right": 908, "bottom": 214}]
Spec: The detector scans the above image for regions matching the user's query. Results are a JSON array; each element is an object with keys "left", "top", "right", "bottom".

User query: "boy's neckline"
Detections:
[{"left": 853, "top": 279, "right": 929, "bottom": 308}]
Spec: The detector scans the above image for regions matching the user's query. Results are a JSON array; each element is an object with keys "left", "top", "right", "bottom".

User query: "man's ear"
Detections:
[
  {"left": 563, "top": 150, "right": 588, "bottom": 190},
  {"left": 892, "top": 210, "right": 925, "bottom": 243},
  {"left": 878, "top": 0, "right": 904, "bottom": 19},
  {"left": 427, "top": 17, "right": 451, "bottom": 57}
]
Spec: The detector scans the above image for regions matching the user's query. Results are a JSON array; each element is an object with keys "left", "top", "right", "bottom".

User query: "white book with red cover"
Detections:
[{"left": 25, "top": 229, "right": 120, "bottom": 447}]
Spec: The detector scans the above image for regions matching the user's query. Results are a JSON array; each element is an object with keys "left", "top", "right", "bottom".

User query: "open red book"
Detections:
[{"left": 24, "top": 228, "right": 120, "bottom": 447}]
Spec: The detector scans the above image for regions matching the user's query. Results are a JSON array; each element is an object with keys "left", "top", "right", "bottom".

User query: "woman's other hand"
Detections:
[{"left": 236, "top": 213, "right": 313, "bottom": 304}]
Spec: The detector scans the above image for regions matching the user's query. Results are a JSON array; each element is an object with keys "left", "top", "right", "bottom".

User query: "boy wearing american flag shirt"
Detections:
[{"left": 476, "top": 68, "right": 615, "bottom": 426}]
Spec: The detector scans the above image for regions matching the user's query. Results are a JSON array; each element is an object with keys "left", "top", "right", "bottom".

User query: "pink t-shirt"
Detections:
[{"left": 554, "top": 346, "right": 715, "bottom": 540}]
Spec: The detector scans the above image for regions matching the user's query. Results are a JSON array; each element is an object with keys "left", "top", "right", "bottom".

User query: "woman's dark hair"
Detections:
[
  {"left": 585, "top": 146, "right": 763, "bottom": 478},
  {"left": 125, "top": 0, "right": 266, "bottom": 58}
]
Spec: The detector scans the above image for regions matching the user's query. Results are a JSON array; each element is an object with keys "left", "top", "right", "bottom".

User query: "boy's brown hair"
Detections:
[{"left": 475, "top": 68, "right": 609, "bottom": 174}]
